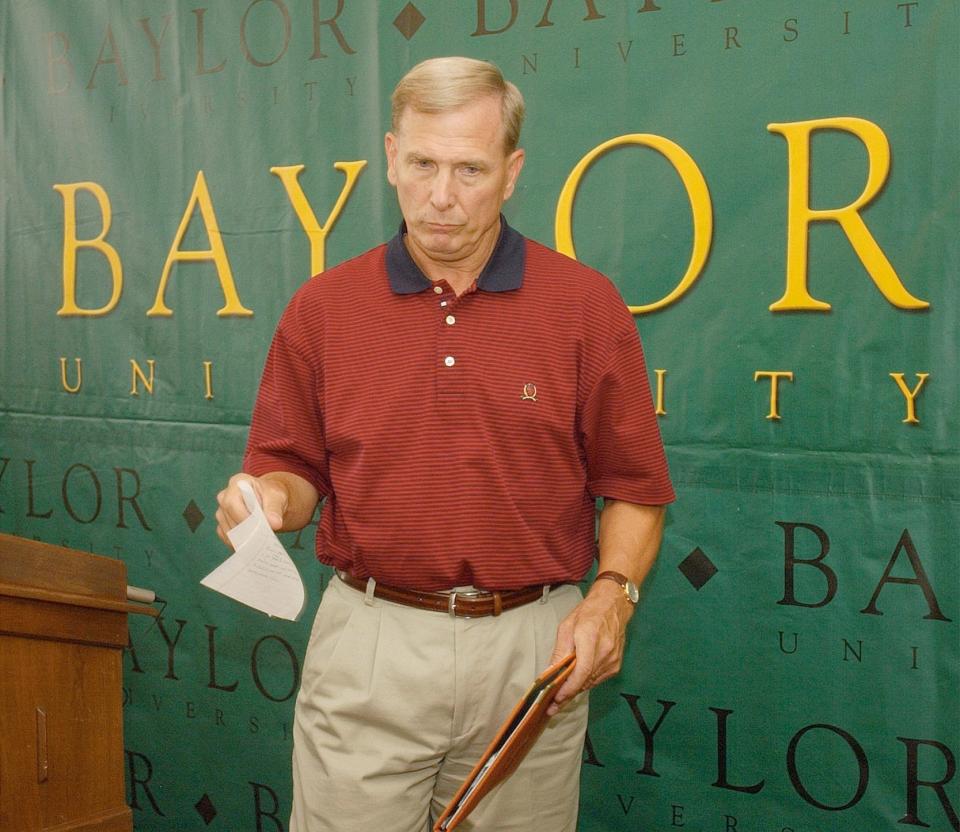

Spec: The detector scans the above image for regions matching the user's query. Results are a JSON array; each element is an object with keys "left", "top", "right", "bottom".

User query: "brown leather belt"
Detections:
[{"left": 335, "top": 570, "right": 554, "bottom": 617}]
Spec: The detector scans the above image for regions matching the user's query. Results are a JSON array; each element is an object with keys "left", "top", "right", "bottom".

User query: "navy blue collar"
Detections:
[{"left": 385, "top": 216, "right": 526, "bottom": 295}]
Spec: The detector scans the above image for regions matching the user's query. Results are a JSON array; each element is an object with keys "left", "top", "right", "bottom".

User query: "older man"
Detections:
[{"left": 216, "top": 56, "right": 673, "bottom": 831}]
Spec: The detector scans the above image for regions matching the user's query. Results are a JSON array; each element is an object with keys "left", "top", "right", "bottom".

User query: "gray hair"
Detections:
[{"left": 391, "top": 57, "right": 525, "bottom": 153}]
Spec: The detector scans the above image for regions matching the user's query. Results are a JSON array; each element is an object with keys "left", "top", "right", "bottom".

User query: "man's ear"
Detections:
[
  {"left": 502, "top": 148, "right": 525, "bottom": 201},
  {"left": 385, "top": 132, "right": 399, "bottom": 186}
]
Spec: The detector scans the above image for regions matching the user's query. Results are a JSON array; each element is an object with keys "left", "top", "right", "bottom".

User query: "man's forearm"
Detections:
[
  {"left": 547, "top": 499, "right": 667, "bottom": 710},
  {"left": 595, "top": 499, "right": 666, "bottom": 590}
]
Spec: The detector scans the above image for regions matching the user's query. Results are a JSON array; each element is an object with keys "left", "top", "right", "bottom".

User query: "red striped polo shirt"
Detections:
[{"left": 244, "top": 220, "right": 674, "bottom": 590}]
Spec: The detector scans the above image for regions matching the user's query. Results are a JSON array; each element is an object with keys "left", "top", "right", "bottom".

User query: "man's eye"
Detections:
[
  {"left": 461, "top": 166, "right": 480, "bottom": 176},
  {"left": 414, "top": 159, "right": 432, "bottom": 169}
]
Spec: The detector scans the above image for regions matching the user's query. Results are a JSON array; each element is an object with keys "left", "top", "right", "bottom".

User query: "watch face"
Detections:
[{"left": 597, "top": 571, "right": 640, "bottom": 604}]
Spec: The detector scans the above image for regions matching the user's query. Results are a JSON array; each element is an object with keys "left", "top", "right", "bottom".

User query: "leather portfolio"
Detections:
[{"left": 432, "top": 653, "right": 576, "bottom": 831}]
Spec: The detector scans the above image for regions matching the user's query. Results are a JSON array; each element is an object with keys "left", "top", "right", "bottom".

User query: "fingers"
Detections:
[
  {"left": 215, "top": 474, "right": 250, "bottom": 549},
  {"left": 559, "top": 634, "right": 596, "bottom": 702},
  {"left": 549, "top": 619, "right": 599, "bottom": 714},
  {"left": 582, "top": 665, "right": 617, "bottom": 690},
  {"left": 547, "top": 596, "right": 628, "bottom": 715},
  {"left": 215, "top": 473, "right": 279, "bottom": 549}
]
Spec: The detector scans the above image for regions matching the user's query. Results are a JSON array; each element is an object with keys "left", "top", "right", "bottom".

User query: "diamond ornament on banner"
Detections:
[
  {"left": 678, "top": 547, "right": 719, "bottom": 590},
  {"left": 394, "top": 3, "right": 426, "bottom": 40},
  {"left": 183, "top": 500, "right": 205, "bottom": 533},
  {"left": 194, "top": 793, "right": 217, "bottom": 825}
]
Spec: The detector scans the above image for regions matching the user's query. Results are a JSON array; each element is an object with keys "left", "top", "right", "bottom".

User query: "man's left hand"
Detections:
[{"left": 546, "top": 579, "right": 635, "bottom": 715}]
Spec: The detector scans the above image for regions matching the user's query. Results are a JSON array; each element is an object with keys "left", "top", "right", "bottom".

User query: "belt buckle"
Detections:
[{"left": 447, "top": 588, "right": 484, "bottom": 619}]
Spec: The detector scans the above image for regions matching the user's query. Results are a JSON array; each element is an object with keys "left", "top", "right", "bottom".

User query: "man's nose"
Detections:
[{"left": 430, "top": 170, "right": 456, "bottom": 211}]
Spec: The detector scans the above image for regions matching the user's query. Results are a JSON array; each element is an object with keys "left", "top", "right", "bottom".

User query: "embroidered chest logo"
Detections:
[{"left": 520, "top": 383, "right": 538, "bottom": 402}]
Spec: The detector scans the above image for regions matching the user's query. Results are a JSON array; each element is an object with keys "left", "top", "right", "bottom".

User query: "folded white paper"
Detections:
[{"left": 201, "top": 480, "right": 306, "bottom": 621}]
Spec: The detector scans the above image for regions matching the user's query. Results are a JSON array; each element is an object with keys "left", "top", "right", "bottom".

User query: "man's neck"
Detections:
[{"left": 403, "top": 221, "right": 500, "bottom": 296}]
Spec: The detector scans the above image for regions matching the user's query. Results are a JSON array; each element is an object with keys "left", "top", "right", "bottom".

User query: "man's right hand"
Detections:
[{"left": 215, "top": 474, "right": 289, "bottom": 549}]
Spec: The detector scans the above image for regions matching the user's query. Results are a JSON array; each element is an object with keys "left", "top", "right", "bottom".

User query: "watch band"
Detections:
[{"left": 594, "top": 570, "right": 639, "bottom": 604}]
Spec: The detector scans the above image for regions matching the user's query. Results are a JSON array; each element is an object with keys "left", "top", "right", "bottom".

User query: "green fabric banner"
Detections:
[{"left": 2, "top": 1, "right": 957, "bottom": 829}]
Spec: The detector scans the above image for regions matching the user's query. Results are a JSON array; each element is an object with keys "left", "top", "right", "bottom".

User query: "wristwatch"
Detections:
[{"left": 595, "top": 571, "right": 640, "bottom": 605}]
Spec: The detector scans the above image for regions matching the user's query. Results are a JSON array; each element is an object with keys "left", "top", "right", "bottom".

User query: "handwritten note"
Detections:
[{"left": 201, "top": 481, "right": 306, "bottom": 621}]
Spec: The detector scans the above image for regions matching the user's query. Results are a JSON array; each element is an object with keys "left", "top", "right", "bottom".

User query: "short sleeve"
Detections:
[
  {"left": 579, "top": 295, "right": 674, "bottom": 506},
  {"left": 243, "top": 298, "right": 331, "bottom": 497}
]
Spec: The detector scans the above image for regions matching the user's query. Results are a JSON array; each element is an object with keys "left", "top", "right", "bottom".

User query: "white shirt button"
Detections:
[
  {"left": 444, "top": 356, "right": 455, "bottom": 367},
  {"left": 433, "top": 286, "right": 443, "bottom": 294},
  {"left": 445, "top": 315, "right": 456, "bottom": 325}
]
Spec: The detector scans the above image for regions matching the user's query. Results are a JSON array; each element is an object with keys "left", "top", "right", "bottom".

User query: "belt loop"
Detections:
[
  {"left": 448, "top": 592, "right": 457, "bottom": 618},
  {"left": 364, "top": 577, "right": 377, "bottom": 606},
  {"left": 539, "top": 585, "right": 550, "bottom": 604},
  {"left": 492, "top": 591, "right": 503, "bottom": 616}
]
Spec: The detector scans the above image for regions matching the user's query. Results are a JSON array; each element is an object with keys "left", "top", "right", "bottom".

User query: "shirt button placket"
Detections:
[{"left": 437, "top": 286, "right": 462, "bottom": 398}]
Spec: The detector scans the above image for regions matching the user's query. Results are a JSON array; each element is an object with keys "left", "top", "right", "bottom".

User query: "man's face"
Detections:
[{"left": 384, "top": 95, "right": 525, "bottom": 274}]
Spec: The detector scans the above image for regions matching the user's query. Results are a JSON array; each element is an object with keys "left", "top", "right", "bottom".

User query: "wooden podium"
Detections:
[{"left": 0, "top": 533, "right": 156, "bottom": 832}]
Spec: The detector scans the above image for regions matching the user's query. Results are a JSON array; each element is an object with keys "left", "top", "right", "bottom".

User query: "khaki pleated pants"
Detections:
[{"left": 289, "top": 575, "right": 589, "bottom": 832}]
